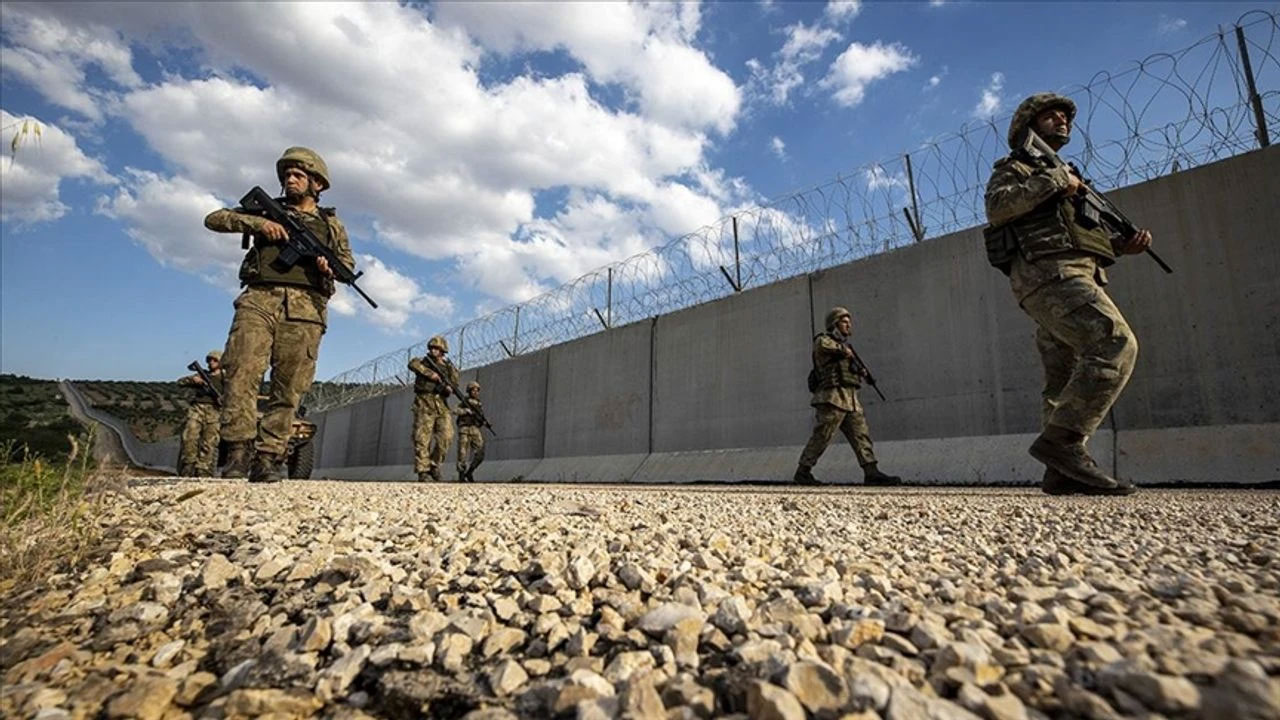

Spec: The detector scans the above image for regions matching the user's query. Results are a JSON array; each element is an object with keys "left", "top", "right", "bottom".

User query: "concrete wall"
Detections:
[{"left": 313, "top": 147, "right": 1280, "bottom": 485}]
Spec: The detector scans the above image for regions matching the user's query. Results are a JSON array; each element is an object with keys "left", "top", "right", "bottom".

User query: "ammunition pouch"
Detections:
[{"left": 983, "top": 223, "right": 1018, "bottom": 276}]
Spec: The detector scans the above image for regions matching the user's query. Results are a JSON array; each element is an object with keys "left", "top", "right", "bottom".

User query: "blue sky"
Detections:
[{"left": 0, "top": 1, "right": 1268, "bottom": 381}]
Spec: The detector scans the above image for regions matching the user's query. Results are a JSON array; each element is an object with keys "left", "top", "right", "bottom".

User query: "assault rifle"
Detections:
[
  {"left": 238, "top": 186, "right": 379, "bottom": 307},
  {"left": 842, "top": 341, "right": 887, "bottom": 402},
  {"left": 418, "top": 354, "right": 497, "bottom": 436},
  {"left": 1021, "top": 130, "right": 1173, "bottom": 274},
  {"left": 186, "top": 361, "right": 222, "bottom": 406}
]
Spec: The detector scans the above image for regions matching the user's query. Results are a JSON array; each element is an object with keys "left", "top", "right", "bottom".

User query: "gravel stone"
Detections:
[{"left": 5, "top": 483, "right": 1275, "bottom": 720}]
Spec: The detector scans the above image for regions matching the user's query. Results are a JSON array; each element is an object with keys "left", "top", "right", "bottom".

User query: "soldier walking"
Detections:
[
  {"left": 795, "top": 307, "right": 901, "bottom": 486},
  {"left": 454, "top": 381, "right": 486, "bottom": 483},
  {"left": 204, "top": 147, "right": 355, "bottom": 482},
  {"left": 984, "top": 93, "right": 1150, "bottom": 496},
  {"left": 177, "top": 350, "right": 223, "bottom": 477},
  {"left": 408, "top": 336, "right": 459, "bottom": 482}
]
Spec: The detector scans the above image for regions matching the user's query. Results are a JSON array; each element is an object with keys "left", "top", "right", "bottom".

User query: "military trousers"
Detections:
[
  {"left": 220, "top": 286, "right": 325, "bottom": 457},
  {"left": 457, "top": 426, "right": 485, "bottom": 476},
  {"left": 179, "top": 403, "right": 221, "bottom": 474},
  {"left": 799, "top": 396, "right": 877, "bottom": 469},
  {"left": 1021, "top": 274, "right": 1138, "bottom": 436},
  {"left": 413, "top": 394, "right": 453, "bottom": 474}
]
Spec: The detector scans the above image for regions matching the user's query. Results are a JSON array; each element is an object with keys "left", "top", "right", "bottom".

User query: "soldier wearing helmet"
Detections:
[
  {"left": 408, "top": 335, "right": 460, "bottom": 482},
  {"left": 176, "top": 350, "right": 225, "bottom": 477},
  {"left": 453, "top": 380, "right": 485, "bottom": 483},
  {"left": 984, "top": 93, "right": 1153, "bottom": 496},
  {"left": 203, "top": 146, "right": 355, "bottom": 482},
  {"left": 794, "top": 307, "right": 901, "bottom": 487}
]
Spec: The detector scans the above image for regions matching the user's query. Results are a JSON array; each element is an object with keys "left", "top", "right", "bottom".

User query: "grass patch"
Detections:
[{"left": 0, "top": 434, "right": 119, "bottom": 590}]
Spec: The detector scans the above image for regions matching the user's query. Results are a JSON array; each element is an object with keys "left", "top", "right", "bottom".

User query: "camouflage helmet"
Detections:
[
  {"left": 206, "top": 350, "right": 223, "bottom": 361},
  {"left": 427, "top": 335, "right": 449, "bottom": 353},
  {"left": 276, "top": 146, "right": 330, "bottom": 191},
  {"left": 825, "top": 306, "right": 851, "bottom": 331},
  {"left": 466, "top": 381, "right": 480, "bottom": 392},
  {"left": 1007, "top": 93, "right": 1076, "bottom": 149}
]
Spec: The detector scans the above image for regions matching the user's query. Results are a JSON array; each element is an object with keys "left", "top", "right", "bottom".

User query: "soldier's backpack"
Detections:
[{"left": 807, "top": 367, "right": 820, "bottom": 393}]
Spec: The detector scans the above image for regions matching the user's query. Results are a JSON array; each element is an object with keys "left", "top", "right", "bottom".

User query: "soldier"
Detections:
[
  {"left": 177, "top": 350, "right": 223, "bottom": 476},
  {"left": 984, "top": 93, "right": 1149, "bottom": 496},
  {"left": 454, "top": 381, "right": 486, "bottom": 483},
  {"left": 408, "top": 336, "right": 459, "bottom": 483},
  {"left": 794, "top": 307, "right": 902, "bottom": 486},
  {"left": 204, "top": 147, "right": 354, "bottom": 482}
]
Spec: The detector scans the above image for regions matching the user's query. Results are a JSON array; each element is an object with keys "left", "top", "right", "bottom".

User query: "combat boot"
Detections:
[
  {"left": 428, "top": 466, "right": 442, "bottom": 483},
  {"left": 417, "top": 471, "right": 432, "bottom": 483},
  {"left": 1042, "top": 467, "right": 1137, "bottom": 496},
  {"left": 862, "top": 462, "right": 902, "bottom": 486},
  {"left": 793, "top": 464, "right": 822, "bottom": 485},
  {"left": 177, "top": 462, "right": 195, "bottom": 477},
  {"left": 248, "top": 453, "right": 283, "bottom": 484},
  {"left": 1029, "top": 425, "right": 1118, "bottom": 489},
  {"left": 222, "top": 441, "right": 253, "bottom": 479}
]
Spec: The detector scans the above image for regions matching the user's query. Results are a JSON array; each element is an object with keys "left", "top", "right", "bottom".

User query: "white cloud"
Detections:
[
  {"left": 821, "top": 41, "right": 918, "bottom": 107},
  {"left": 432, "top": 2, "right": 739, "bottom": 135},
  {"left": 746, "top": 22, "right": 843, "bottom": 106},
  {"left": 929, "top": 0, "right": 948, "bottom": 7},
  {"left": 1, "top": 2, "right": 754, "bottom": 327},
  {"left": 332, "top": 254, "right": 455, "bottom": 331},
  {"left": 824, "top": 1, "right": 863, "bottom": 24},
  {"left": 0, "top": 5, "right": 140, "bottom": 121},
  {"left": 1158, "top": 15, "right": 1187, "bottom": 34},
  {"left": 972, "top": 71, "right": 1005, "bottom": 119},
  {"left": 927, "top": 75, "right": 942, "bottom": 89},
  {"left": 863, "top": 164, "right": 905, "bottom": 191},
  {"left": 0, "top": 110, "right": 114, "bottom": 225},
  {"left": 94, "top": 169, "right": 245, "bottom": 281},
  {"left": 770, "top": 136, "right": 787, "bottom": 160}
]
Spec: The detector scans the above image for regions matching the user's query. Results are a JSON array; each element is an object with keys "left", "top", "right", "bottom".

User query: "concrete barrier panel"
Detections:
[
  {"left": 1116, "top": 423, "right": 1280, "bottom": 484},
  {"left": 377, "top": 388, "right": 414, "bottom": 466},
  {"left": 477, "top": 351, "right": 549, "bottom": 460},
  {"left": 545, "top": 320, "right": 651, "bottom": 457},
  {"left": 1107, "top": 146, "right": 1280, "bottom": 429},
  {"left": 652, "top": 275, "right": 813, "bottom": 452},
  {"left": 346, "top": 395, "right": 385, "bottom": 467},
  {"left": 318, "top": 405, "right": 351, "bottom": 469},
  {"left": 810, "top": 233, "right": 1044, "bottom": 441}
]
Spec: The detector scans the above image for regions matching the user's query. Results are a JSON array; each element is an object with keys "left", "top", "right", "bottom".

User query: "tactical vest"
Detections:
[
  {"left": 999, "top": 155, "right": 1116, "bottom": 266},
  {"left": 238, "top": 206, "right": 338, "bottom": 294},
  {"left": 457, "top": 400, "right": 483, "bottom": 427},
  {"left": 814, "top": 334, "right": 862, "bottom": 390},
  {"left": 188, "top": 372, "right": 224, "bottom": 405},
  {"left": 414, "top": 358, "right": 455, "bottom": 396}
]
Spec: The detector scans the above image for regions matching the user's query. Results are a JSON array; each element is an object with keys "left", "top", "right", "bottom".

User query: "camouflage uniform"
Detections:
[
  {"left": 799, "top": 330, "right": 877, "bottom": 469},
  {"left": 177, "top": 352, "right": 224, "bottom": 476},
  {"left": 796, "top": 307, "right": 899, "bottom": 485},
  {"left": 408, "top": 337, "right": 459, "bottom": 481},
  {"left": 204, "top": 147, "right": 354, "bottom": 479},
  {"left": 454, "top": 383, "right": 485, "bottom": 482},
  {"left": 984, "top": 94, "right": 1140, "bottom": 492}
]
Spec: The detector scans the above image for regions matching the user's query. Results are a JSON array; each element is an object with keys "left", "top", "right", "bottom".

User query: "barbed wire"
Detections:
[{"left": 308, "top": 10, "right": 1278, "bottom": 412}]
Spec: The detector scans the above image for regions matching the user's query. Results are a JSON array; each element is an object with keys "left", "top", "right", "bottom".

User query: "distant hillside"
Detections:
[
  {"left": 74, "top": 380, "right": 190, "bottom": 443},
  {"left": 71, "top": 379, "right": 353, "bottom": 442},
  {"left": 0, "top": 374, "right": 84, "bottom": 459}
]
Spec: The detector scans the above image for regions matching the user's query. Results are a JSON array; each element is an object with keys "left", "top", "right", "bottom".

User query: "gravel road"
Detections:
[{"left": 3, "top": 481, "right": 1277, "bottom": 719}]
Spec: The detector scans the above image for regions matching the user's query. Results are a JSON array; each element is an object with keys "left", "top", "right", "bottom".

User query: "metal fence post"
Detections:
[
  {"left": 458, "top": 326, "right": 466, "bottom": 368},
  {"left": 512, "top": 306, "right": 521, "bottom": 355},
  {"left": 903, "top": 153, "right": 926, "bottom": 242},
  {"left": 1235, "top": 24, "right": 1272, "bottom": 148}
]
